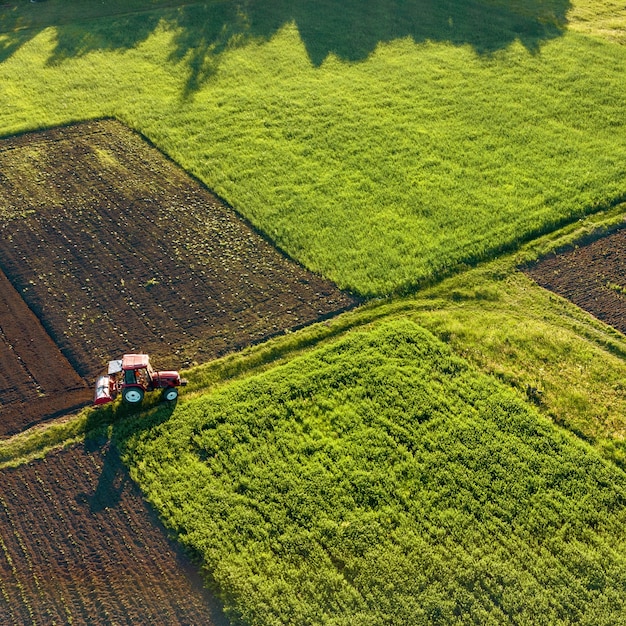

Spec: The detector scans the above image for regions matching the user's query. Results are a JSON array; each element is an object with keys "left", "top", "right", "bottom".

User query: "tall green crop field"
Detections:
[
  {"left": 2, "top": 0, "right": 626, "bottom": 294},
  {"left": 119, "top": 320, "right": 626, "bottom": 624}
]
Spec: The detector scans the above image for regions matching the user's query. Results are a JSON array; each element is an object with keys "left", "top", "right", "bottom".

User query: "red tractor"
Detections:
[{"left": 94, "top": 354, "right": 187, "bottom": 406}]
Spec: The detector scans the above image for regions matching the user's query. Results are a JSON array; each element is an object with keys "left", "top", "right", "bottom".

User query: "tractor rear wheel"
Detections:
[
  {"left": 162, "top": 387, "right": 179, "bottom": 402},
  {"left": 123, "top": 387, "right": 144, "bottom": 404}
]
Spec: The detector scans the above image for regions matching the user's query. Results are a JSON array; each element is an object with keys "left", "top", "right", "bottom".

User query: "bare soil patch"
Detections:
[
  {"left": 0, "top": 266, "right": 90, "bottom": 437},
  {"left": 0, "top": 119, "right": 357, "bottom": 431},
  {"left": 524, "top": 227, "right": 626, "bottom": 333},
  {"left": 0, "top": 440, "right": 226, "bottom": 625}
]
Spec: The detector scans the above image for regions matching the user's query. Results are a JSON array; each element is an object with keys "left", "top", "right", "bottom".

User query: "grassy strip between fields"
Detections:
[{"left": 114, "top": 317, "right": 626, "bottom": 625}]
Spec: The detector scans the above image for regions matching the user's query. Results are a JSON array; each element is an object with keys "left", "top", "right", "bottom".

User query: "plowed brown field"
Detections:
[
  {"left": 0, "top": 441, "right": 226, "bottom": 625},
  {"left": 524, "top": 227, "right": 626, "bottom": 334},
  {"left": 0, "top": 119, "right": 356, "bottom": 433},
  {"left": 0, "top": 267, "right": 91, "bottom": 437}
]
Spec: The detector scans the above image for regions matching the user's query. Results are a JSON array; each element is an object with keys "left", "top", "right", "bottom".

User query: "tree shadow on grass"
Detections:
[
  {"left": 46, "top": 12, "right": 163, "bottom": 66},
  {"left": 1, "top": 0, "right": 571, "bottom": 95},
  {"left": 170, "top": 0, "right": 572, "bottom": 97}
]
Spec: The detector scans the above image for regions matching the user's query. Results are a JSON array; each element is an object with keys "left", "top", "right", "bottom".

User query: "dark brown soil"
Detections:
[
  {"left": 0, "top": 441, "right": 227, "bottom": 625},
  {"left": 0, "top": 119, "right": 357, "bottom": 432},
  {"left": 0, "top": 266, "right": 91, "bottom": 437},
  {"left": 524, "top": 227, "right": 626, "bottom": 334}
]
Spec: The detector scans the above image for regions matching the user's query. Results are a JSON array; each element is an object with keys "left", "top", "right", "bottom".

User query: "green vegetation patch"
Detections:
[
  {"left": 121, "top": 319, "right": 626, "bottom": 625},
  {"left": 1, "top": 1, "right": 626, "bottom": 294}
]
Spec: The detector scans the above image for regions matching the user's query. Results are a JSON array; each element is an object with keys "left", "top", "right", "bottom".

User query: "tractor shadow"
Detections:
[
  {"left": 77, "top": 397, "right": 177, "bottom": 513},
  {"left": 76, "top": 436, "right": 130, "bottom": 514},
  {"left": 1, "top": 0, "right": 571, "bottom": 95},
  {"left": 74, "top": 402, "right": 231, "bottom": 625}
]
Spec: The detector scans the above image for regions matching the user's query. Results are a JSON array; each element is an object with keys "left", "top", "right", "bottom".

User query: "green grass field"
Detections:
[
  {"left": 2, "top": 0, "right": 626, "bottom": 294},
  {"left": 3, "top": 0, "right": 626, "bottom": 623},
  {"left": 116, "top": 319, "right": 626, "bottom": 625}
]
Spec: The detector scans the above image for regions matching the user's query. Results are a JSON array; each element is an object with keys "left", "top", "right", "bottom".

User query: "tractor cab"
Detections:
[{"left": 120, "top": 354, "right": 154, "bottom": 389}]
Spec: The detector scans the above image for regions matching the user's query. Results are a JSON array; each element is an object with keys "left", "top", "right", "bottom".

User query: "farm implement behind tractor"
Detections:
[{"left": 94, "top": 354, "right": 187, "bottom": 406}]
